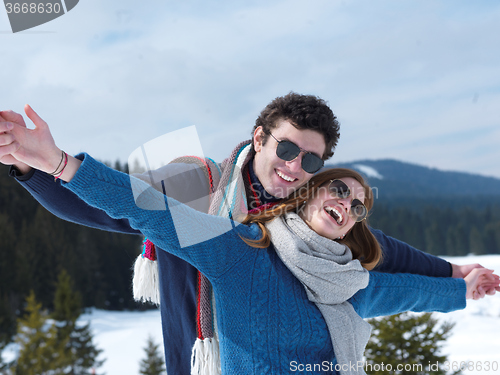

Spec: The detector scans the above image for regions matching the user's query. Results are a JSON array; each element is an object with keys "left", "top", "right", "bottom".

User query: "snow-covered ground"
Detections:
[
  {"left": 433, "top": 255, "right": 500, "bottom": 374},
  {"left": 3, "top": 255, "right": 500, "bottom": 374}
]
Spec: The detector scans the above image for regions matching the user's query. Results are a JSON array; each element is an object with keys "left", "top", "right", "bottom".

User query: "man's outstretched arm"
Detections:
[
  {"left": 371, "top": 228, "right": 451, "bottom": 277},
  {"left": 371, "top": 228, "right": 499, "bottom": 298},
  {"left": 9, "top": 160, "right": 142, "bottom": 234}
]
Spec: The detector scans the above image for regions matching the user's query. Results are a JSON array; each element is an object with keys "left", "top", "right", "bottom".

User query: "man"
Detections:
[{"left": 0, "top": 93, "right": 488, "bottom": 375}]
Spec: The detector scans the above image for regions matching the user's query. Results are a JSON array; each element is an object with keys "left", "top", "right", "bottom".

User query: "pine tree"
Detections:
[
  {"left": 139, "top": 336, "right": 165, "bottom": 375},
  {"left": 52, "top": 269, "right": 104, "bottom": 375},
  {"left": 0, "top": 295, "right": 16, "bottom": 375},
  {"left": 13, "top": 290, "right": 68, "bottom": 375},
  {"left": 0, "top": 293, "right": 15, "bottom": 346},
  {"left": 0, "top": 339, "right": 7, "bottom": 374},
  {"left": 0, "top": 213, "right": 17, "bottom": 346},
  {"left": 365, "top": 312, "right": 460, "bottom": 375},
  {"left": 469, "top": 227, "right": 486, "bottom": 255},
  {"left": 0, "top": 347, "right": 15, "bottom": 375}
]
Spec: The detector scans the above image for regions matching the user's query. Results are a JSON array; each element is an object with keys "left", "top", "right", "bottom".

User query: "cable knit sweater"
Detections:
[
  {"left": 62, "top": 154, "right": 466, "bottom": 375},
  {"left": 10, "top": 152, "right": 453, "bottom": 375}
]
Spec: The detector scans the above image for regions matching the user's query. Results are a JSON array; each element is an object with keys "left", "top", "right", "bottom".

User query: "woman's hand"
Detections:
[
  {"left": 1, "top": 105, "right": 81, "bottom": 182},
  {"left": 452, "top": 263, "right": 500, "bottom": 298},
  {"left": 0, "top": 109, "right": 31, "bottom": 172},
  {"left": 464, "top": 268, "right": 500, "bottom": 300},
  {"left": 2, "top": 105, "right": 63, "bottom": 174}
]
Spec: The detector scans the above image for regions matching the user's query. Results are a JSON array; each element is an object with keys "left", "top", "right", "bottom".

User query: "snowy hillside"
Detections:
[
  {"left": 3, "top": 255, "right": 500, "bottom": 374},
  {"left": 353, "top": 164, "right": 384, "bottom": 179}
]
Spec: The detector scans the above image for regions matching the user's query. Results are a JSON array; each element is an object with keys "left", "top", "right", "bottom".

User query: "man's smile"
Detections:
[{"left": 275, "top": 169, "right": 297, "bottom": 183}]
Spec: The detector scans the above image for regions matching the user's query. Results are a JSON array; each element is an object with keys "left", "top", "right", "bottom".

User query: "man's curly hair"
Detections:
[{"left": 252, "top": 92, "right": 340, "bottom": 160}]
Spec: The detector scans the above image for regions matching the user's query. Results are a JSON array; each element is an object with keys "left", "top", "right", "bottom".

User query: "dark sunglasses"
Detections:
[
  {"left": 328, "top": 179, "right": 368, "bottom": 222},
  {"left": 268, "top": 133, "right": 324, "bottom": 174}
]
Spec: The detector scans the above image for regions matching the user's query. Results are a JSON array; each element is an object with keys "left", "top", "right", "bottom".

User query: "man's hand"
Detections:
[
  {"left": 0, "top": 109, "right": 32, "bottom": 173},
  {"left": 464, "top": 268, "right": 500, "bottom": 300},
  {"left": 454, "top": 263, "right": 500, "bottom": 299},
  {"left": 451, "top": 263, "right": 484, "bottom": 279}
]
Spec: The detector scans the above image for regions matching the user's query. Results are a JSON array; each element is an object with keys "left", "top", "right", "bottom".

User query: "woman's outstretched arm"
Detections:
[
  {"left": 4, "top": 105, "right": 256, "bottom": 279},
  {"left": 350, "top": 268, "right": 499, "bottom": 319},
  {"left": 70, "top": 152, "right": 256, "bottom": 279}
]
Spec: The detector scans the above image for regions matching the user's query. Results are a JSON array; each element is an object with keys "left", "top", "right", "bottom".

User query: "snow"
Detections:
[
  {"left": 1, "top": 309, "right": 164, "bottom": 374},
  {"left": 433, "top": 255, "right": 500, "bottom": 374},
  {"left": 353, "top": 164, "right": 384, "bottom": 179},
  {"left": 79, "top": 309, "right": 164, "bottom": 374},
  {"left": 3, "top": 255, "right": 500, "bottom": 374}
]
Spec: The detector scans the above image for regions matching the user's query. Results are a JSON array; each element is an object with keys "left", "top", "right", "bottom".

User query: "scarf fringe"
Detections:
[
  {"left": 132, "top": 255, "right": 160, "bottom": 305},
  {"left": 190, "top": 142, "right": 251, "bottom": 374},
  {"left": 130, "top": 141, "right": 252, "bottom": 373},
  {"left": 190, "top": 337, "right": 221, "bottom": 375}
]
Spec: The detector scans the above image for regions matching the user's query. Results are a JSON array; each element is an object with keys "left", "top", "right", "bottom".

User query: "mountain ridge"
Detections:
[{"left": 326, "top": 158, "right": 500, "bottom": 200}]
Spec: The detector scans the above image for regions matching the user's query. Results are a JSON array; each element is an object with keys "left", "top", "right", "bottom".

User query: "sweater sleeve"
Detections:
[
  {"left": 371, "top": 228, "right": 452, "bottom": 277},
  {"left": 8, "top": 154, "right": 211, "bottom": 235},
  {"left": 61, "top": 153, "right": 258, "bottom": 279},
  {"left": 9, "top": 158, "right": 140, "bottom": 235},
  {"left": 349, "top": 271, "right": 466, "bottom": 319}
]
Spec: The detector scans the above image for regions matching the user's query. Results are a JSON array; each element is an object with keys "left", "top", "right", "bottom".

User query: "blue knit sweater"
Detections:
[
  {"left": 60, "top": 154, "right": 466, "bottom": 374},
  {"left": 10, "top": 154, "right": 454, "bottom": 374}
]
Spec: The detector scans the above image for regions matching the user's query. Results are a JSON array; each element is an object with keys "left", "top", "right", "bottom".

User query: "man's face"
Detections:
[{"left": 253, "top": 119, "right": 326, "bottom": 199}]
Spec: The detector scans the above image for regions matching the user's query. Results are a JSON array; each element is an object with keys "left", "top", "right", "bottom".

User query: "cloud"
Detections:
[{"left": 1, "top": 0, "right": 499, "bottom": 177}]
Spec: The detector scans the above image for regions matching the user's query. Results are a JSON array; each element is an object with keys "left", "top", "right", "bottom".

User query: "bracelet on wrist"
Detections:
[
  {"left": 48, "top": 150, "right": 65, "bottom": 176},
  {"left": 53, "top": 152, "right": 68, "bottom": 181}
]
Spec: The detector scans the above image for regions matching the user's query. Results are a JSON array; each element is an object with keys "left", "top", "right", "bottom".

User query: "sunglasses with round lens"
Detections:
[
  {"left": 328, "top": 179, "right": 368, "bottom": 222},
  {"left": 267, "top": 133, "right": 324, "bottom": 174}
]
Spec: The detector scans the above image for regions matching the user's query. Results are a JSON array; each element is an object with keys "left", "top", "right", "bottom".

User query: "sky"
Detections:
[{"left": 1, "top": 0, "right": 500, "bottom": 178}]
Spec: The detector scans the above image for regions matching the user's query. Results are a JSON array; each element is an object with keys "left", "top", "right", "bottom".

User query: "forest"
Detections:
[
  {"left": 1, "top": 161, "right": 500, "bottom": 347},
  {"left": 369, "top": 201, "right": 500, "bottom": 257},
  {"left": 0, "top": 162, "right": 143, "bottom": 345}
]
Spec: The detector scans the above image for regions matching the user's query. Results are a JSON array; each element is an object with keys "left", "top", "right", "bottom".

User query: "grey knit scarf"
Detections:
[{"left": 266, "top": 212, "right": 372, "bottom": 375}]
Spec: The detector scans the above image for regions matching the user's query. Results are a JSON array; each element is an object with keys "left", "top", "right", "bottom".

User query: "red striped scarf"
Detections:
[{"left": 134, "top": 140, "right": 270, "bottom": 374}]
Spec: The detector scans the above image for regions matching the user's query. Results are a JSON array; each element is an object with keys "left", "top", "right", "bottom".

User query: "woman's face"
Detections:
[{"left": 299, "top": 177, "right": 366, "bottom": 240}]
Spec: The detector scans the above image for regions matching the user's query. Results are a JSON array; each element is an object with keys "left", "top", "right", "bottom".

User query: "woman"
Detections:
[{"left": 5, "top": 107, "right": 498, "bottom": 375}]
